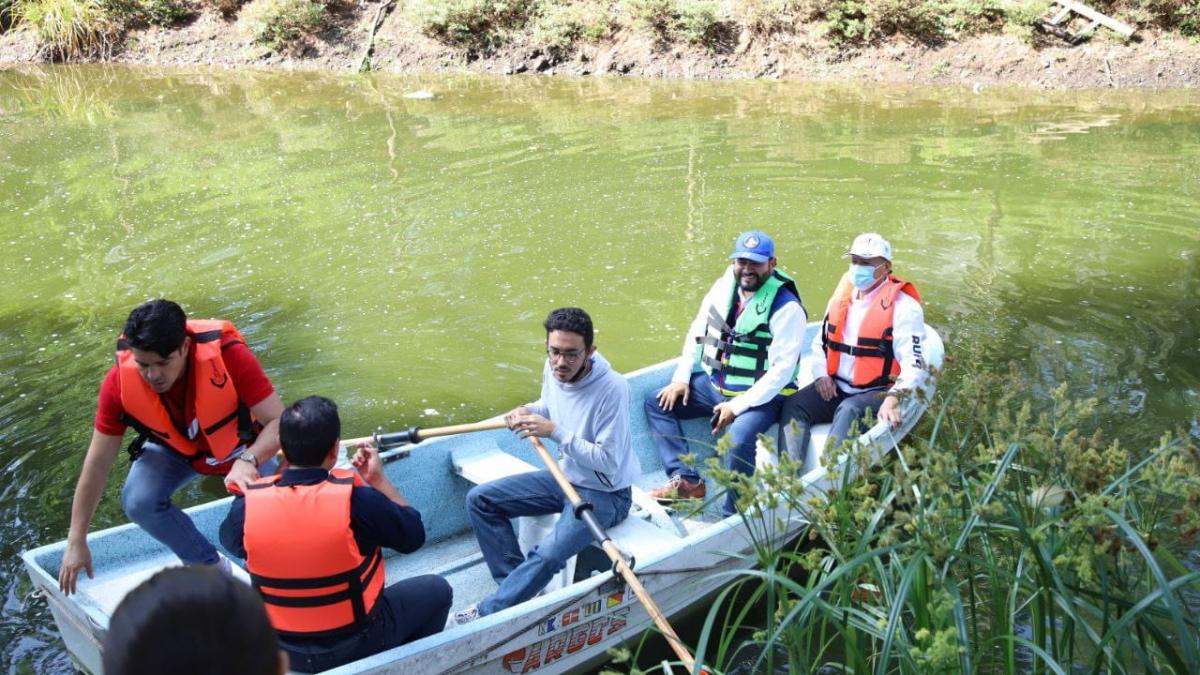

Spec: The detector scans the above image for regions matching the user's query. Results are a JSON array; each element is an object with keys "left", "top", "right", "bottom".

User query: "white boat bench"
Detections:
[{"left": 450, "top": 446, "right": 681, "bottom": 588}]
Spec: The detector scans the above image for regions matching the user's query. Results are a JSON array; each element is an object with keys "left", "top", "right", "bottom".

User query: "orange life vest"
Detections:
[
  {"left": 117, "top": 319, "right": 258, "bottom": 473},
  {"left": 243, "top": 469, "right": 385, "bottom": 639},
  {"left": 822, "top": 273, "right": 922, "bottom": 389}
]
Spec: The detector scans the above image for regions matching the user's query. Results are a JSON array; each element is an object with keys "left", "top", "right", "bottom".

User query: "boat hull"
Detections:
[{"left": 22, "top": 323, "right": 944, "bottom": 674}]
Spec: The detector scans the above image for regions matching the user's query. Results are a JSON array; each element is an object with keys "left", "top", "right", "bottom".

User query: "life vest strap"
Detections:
[
  {"left": 720, "top": 364, "right": 768, "bottom": 379},
  {"left": 203, "top": 408, "right": 239, "bottom": 436},
  {"left": 706, "top": 305, "right": 731, "bottom": 334},
  {"left": 252, "top": 548, "right": 381, "bottom": 592},
  {"left": 826, "top": 341, "right": 889, "bottom": 358},
  {"left": 734, "top": 332, "right": 773, "bottom": 347},
  {"left": 255, "top": 549, "right": 381, "bottom": 638},
  {"left": 259, "top": 587, "right": 356, "bottom": 608},
  {"left": 697, "top": 334, "right": 771, "bottom": 354},
  {"left": 192, "top": 329, "right": 223, "bottom": 343}
]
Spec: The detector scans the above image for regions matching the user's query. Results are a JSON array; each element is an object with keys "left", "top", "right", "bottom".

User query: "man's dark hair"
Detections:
[
  {"left": 123, "top": 299, "right": 188, "bottom": 357},
  {"left": 279, "top": 396, "right": 341, "bottom": 467},
  {"left": 103, "top": 566, "right": 280, "bottom": 675},
  {"left": 543, "top": 307, "right": 594, "bottom": 348}
]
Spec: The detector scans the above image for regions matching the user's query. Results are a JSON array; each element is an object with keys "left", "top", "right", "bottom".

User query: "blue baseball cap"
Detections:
[{"left": 729, "top": 230, "right": 775, "bottom": 263}]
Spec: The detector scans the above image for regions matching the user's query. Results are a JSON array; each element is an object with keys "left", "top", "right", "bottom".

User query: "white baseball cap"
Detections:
[{"left": 844, "top": 233, "right": 892, "bottom": 261}]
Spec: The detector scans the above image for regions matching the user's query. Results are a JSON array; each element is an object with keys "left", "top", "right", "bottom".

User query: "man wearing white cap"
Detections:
[
  {"left": 779, "top": 233, "right": 926, "bottom": 466},
  {"left": 645, "top": 230, "right": 807, "bottom": 515}
]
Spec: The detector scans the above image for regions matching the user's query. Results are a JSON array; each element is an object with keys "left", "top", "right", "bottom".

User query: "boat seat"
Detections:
[
  {"left": 451, "top": 446, "right": 540, "bottom": 484},
  {"left": 604, "top": 511, "right": 681, "bottom": 560}
]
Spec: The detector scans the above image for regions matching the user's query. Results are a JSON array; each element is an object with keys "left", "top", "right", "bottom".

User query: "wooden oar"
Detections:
[
  {"left": 266, "top": 419, "right": 510, "bottom": 468},
  {"left": 340, "top": 418, "right": 508, "bottom": 450},
  {"left": 527, "top": 436, "right": 700, "bottom": 673}
]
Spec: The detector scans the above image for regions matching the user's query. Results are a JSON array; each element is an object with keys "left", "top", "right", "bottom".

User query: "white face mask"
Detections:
[{"left": 850, "top": 263, "right": 879, "bottom": 289}]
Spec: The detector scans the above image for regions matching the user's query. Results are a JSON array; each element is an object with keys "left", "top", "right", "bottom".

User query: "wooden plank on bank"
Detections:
[{"left": 1055, "top": 0, "right": 1136, "bottom": 37}]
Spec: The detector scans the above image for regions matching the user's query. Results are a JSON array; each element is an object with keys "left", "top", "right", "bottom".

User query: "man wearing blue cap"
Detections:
[{"left": 645, "top": 231, "right": 807, "bottom": 515}]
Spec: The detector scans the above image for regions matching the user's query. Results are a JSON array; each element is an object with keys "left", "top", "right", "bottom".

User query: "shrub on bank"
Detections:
[
  {"left": 624, "top": 0, "right": 720, "bottom": 44},
  {"left": 818, "top": 0, "right": 1042, "bottom": 44},
  {"left": 238, "top": 0, "right": 325, "bottom": 50},
  {"left": 407, "top": 0, "right": 536, "bottom": 52},
  {"left": 403, "top": 0, "right": 1199, "bottom": 53},
  {"left": 531, "top": 0, "right": 613, "bottom": 56},
  {"left": 1121, "top": 0, "right": 1200, "bottom": 36},
  {"left": 199, "top": 0, "right": 248, "bottom": 18},
  {"left": 105, "top": 0, "right": 193, "bottom": 26}
]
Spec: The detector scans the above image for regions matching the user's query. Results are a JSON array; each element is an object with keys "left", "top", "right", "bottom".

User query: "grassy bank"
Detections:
[
  {"left": 643, "top": 357, "right": 1200, "bottom": 674},
  {"left": 4, "top": 0, "right": 1198, "bottom": 63}
]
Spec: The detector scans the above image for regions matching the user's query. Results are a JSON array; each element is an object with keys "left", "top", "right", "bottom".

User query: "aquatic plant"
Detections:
[{"left": 623, "top": 358, "right": 1200, "bottom": 674}]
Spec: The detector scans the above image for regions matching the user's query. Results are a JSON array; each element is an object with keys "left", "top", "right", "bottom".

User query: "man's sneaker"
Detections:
[
  {"left": 212, "top": 555, "right": 233, "bottom": 577},
  {"left": 453, "top": 604, "right": 481, "bottom": 626},
  {"left": 649, "top": 475, "right": 705, "bottom": 503}
]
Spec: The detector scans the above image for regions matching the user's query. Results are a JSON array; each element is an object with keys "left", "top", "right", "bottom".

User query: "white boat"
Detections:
[{"left": 21, "top": 323, "right": 944, "bottom": 674}]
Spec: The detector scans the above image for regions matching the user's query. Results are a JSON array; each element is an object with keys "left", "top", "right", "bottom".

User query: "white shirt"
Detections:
[
  {"left": 807, "top": 283, "right": 926, "bottom": 395},
  {"left": 672, "top": 266, "right": 808, "bottom": 415}
]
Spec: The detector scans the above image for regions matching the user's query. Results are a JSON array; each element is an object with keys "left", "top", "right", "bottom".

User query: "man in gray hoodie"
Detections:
[{"left": 456, "top": 307, "right": 639, "bottom": 622}]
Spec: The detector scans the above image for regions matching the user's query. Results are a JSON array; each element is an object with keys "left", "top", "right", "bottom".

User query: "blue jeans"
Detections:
[
  {"left": 122, "top": 443, "right": 276, "bottom": 564},
  {"left": 466, "top": 470, "right": 631, "bottom": 616},
  {"left": 778, "top": 383, "right": 886, "bottom": 466},
  {"left": 644, "top": 371, "right": 786, "bottom": 515}
]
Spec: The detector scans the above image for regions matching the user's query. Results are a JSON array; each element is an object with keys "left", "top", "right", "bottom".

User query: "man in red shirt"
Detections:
[{"left": 58, "top": 299, "right": 284, "bottom": 595}]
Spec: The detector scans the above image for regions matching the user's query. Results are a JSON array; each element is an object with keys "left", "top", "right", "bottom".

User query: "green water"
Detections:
[{"left": 1, "top": 65, "right": 1198, "bottom": 672}]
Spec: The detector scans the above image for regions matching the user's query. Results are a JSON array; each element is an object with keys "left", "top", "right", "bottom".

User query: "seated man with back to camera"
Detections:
[
  {"left": 779, "top": 232, "right": 927, "bottom": 470},
  {"left": 220, "top": 395, "right": 451, "bottom": 673}
]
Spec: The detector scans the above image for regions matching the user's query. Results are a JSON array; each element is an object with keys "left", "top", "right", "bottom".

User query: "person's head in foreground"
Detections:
[{"left": 103, "top": 565, "right": 287, "bottom": 675}]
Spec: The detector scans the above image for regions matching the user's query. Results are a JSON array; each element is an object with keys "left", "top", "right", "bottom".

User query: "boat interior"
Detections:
[{"left": 42, "top": 361, "right": 798, "bottom": 631}]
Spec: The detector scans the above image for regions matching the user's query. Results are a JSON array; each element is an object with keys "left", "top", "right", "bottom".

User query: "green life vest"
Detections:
[{"left": 696, "top": 269, "right": 803, "bottom": 396}]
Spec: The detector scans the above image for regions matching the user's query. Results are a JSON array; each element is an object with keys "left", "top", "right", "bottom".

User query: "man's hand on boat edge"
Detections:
[
  {"left": 878, "top": 394, "right": 902, "bottom": 429},
  {"left": 58, "top": 538, "right": 93, "bottom": 595}
]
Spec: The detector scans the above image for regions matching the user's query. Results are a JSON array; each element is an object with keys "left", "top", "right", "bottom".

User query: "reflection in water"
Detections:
[{"left": 1, "top": 66, "right": 1199, "bottom": 672}]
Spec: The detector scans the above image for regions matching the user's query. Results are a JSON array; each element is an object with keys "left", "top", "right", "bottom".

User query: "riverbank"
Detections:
[{"left": 2, "top": 2, "right": 1199, "bottom": 89}]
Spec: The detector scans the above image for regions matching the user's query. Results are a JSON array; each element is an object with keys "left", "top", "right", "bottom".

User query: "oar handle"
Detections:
[
  {"left": 340, "top": 418, "right": 508, "bottom": 449},
  {"left": 527, "top": 437, "right": 699, "bottom": 673}
]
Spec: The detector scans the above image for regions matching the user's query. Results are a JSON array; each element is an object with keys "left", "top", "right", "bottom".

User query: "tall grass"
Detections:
[
  {"left": 14, "top": 0, "right": 117, "bottom": 60},
  {"left": 627, "top": 362, "right": 1200, "bottom": 674}
]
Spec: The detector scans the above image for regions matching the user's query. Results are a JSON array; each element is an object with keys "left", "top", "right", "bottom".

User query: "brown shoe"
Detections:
[{"left": 649, "top": 475, "right": 706, "bottom": 503}]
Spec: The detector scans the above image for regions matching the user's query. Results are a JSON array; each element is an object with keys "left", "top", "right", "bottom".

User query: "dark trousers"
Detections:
[
  {"left": 778, "top": 382, "right": 886, "bottom": 469},
  {"left": 282, "top": 574, "right": 452, "bottom": 673}
]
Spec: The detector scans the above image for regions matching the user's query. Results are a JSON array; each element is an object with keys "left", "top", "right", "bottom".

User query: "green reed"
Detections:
[{"left": 617, "top": 358, "right": 1200, "bottom": 675}]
